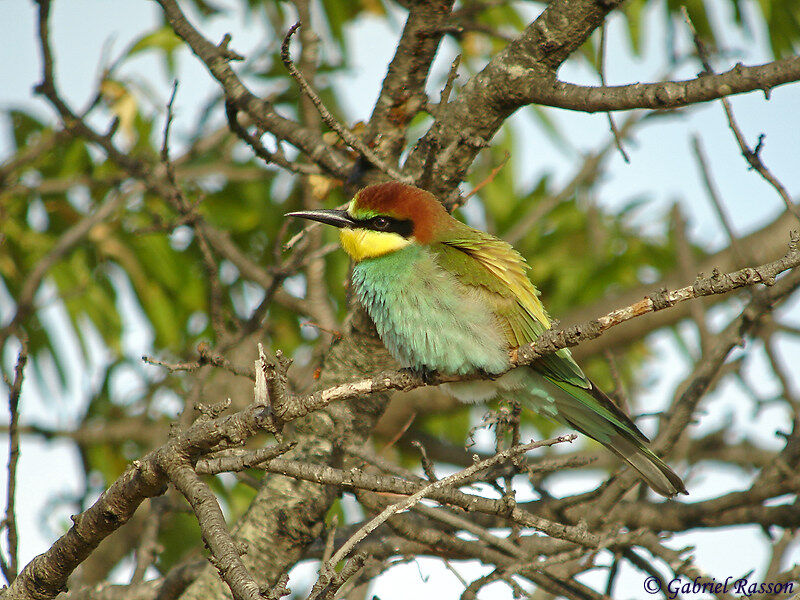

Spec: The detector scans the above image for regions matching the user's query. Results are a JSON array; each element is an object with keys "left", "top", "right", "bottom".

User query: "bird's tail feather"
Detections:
[
  {"left": 531, "top": 374, "right": 687, "bottom": 497},
  {"left": 605, "top": 433, "right": 688, "bottom": 497}
]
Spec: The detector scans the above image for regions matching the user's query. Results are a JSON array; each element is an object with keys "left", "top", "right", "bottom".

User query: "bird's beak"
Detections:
[{"left": 285, "top": 209, "right": 356, "bottom": 229}]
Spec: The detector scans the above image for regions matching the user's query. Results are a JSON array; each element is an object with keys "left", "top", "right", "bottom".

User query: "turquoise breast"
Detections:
[{"left": 350, "top": 245, "right": 510, "bottom": 375}]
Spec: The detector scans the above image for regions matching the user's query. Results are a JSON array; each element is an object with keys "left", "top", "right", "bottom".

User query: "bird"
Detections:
[{"left": 287, "top": 181, "right": 687, "bottom": 497}]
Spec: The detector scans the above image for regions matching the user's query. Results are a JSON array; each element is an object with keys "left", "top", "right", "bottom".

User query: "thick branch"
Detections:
[
  {"left": 524, "top": 57, "right": 800, "bottom": 112},
  {"left": 3, "top": 402, "right": 270, "bottom": 600},
  {"left": 404, "top": 0, "right": 625, "bottom": 197},
  {"left": 366, "top": 0, "right": 455, "bottom": 161},
  {"left": 160, "top": 460, "right": 262, "bottom": 600}
]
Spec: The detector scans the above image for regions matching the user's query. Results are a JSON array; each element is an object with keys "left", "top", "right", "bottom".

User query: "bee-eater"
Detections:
[{"left": 287, "top": 182, "right": 686, "bottom": 497}]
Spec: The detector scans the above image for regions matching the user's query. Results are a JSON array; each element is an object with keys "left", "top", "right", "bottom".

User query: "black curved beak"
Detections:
[{"left": 285, "top": 209, "right": 355, "bottom": 229}]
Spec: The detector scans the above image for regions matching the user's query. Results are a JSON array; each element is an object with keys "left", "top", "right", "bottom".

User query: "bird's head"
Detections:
[{"left": 286, "top": 182, "right": 449, "bottom": 261}]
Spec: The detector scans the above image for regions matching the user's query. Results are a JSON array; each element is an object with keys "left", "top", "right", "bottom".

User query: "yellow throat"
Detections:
[{"left": 339, "top": 228, "right": 411, "bottom": 262}]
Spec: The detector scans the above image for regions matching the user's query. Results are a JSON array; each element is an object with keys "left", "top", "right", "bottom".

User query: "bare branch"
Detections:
[
  {"left": 682, "top": 10, "right": 800, "bottom": 225},
  {"left": 322, "top": 435, "right": 574, "bottom": 570},
  {"left": 153, "top": 0, "right": 351, "bottom": 177},
  {"left": 158, "top": 458, "right": 262, "bottom": 600},
  {"left": 525, "top": 57, "right": 800, "bottom": 114},
  {"left": 2, "top": 340, "right": 28, "bottom": 584},
  {"left": 281, "top": 23, "right": 412, "bottom": 184},
  {"left": 598, "top": 23, "right": 629, "bottom": 163}
]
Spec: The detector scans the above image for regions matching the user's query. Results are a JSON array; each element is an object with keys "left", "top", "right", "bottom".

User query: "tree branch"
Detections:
[
  {"left": 2, "top": 341, "right": 28, "bottom": 584},
  {"left": 523, "top": 57, "right": 800, "bottom": 113},
  {"left": 365, "top": 0, "right": 455, "bottom": 163},
  {"left": 404, "top": 0, "right": 625, "bottom": 197},
  {"left": 281, "top": 22, "right": 412, "bottom": 184},
  {"left": 153, "top": 0, "right": 351, "bottom": 177}
]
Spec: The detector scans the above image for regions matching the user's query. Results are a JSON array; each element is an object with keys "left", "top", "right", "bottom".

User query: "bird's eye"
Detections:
[{"left": 372, "top": 217, "right": 391, "bottom": 230}]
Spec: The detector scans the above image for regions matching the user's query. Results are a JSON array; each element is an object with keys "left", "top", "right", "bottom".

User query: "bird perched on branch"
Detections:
[{"left": 287, "top": 181, "right": 686, "bottom": 497}]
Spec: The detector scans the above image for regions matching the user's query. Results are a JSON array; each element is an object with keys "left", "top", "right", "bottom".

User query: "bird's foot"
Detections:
[
  {"left": 476, "top": 368, "right": 500, "bottom": 381},
  {"left": 401, "top": 366, "right": 439, "bottom": 385}
]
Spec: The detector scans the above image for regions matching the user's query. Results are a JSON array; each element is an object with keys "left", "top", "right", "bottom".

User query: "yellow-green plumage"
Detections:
[{"left": 287, "top": 182, "right": 686, "bottom": 497}]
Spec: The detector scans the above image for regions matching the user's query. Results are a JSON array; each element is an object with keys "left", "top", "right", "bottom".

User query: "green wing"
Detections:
[
  {"left": 431, "top": 221, "right": 686, "bottom": 496},
  {"left": 430, "top": 221, "right": 589, "bottom": 389}
]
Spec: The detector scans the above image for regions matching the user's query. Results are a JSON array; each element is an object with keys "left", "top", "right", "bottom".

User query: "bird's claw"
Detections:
[
  {"left": 476, "top": 368, "right": 499, "bottom": 381},
  {"left": 401, "top": 366, "right": 439, "bottom": 385}
]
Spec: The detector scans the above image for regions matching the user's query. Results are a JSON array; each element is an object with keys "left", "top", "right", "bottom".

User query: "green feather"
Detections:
[
  {"left": 430, "top": 221, "right": 588, "bottom": 389},
  {"left": 429, "top": 220, "right": 686, "bottom": 496}
]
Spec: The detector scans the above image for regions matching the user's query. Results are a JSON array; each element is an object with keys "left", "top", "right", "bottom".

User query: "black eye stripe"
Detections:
[{"left": 351, "top": 216, "right": 414, "bottom": 238}]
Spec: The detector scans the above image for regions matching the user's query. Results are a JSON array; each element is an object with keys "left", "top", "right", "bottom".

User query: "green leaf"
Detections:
[{"left": 127, "top": 26, "right": 184, "bottom": 76}]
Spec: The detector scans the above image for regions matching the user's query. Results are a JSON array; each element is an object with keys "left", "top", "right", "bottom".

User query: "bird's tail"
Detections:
[
  {"left": 523, "top": 372, "right": 687, "bottom": 497},
  {"left": 604, "top": 433, "right": 687, "bottom": 497},
  {"left": 580, "top": 382, "right": 687, "bottom": 497}
]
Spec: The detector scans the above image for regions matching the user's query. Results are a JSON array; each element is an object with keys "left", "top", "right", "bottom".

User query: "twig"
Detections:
[
  {"left": 158, "top": 457, "right": 262, "bottom": 600},
  {"left": 224, "top": 101, "right": 320, "bottom": 175},
  {"left": 142, "top": 344, "right": 254, "bottom": 380},
  {"left": 195, "top": 443, "right": 297, "bottom": 474},
  {"left": 418, "top": 54, "right": 461, "bottom": 191},
  {"left": 197, "top": 344, "right": 255, "bottom": 380},
  {"left": 410, "top": 440, "right": 437, "bottom": 481},
  {"left": 761, "top": 328, "right": 800, "bottom": 414},
  {"left": 307, "top": 552, "right": 367, "bottom": 600},
  {"left": 321, "top": 435, "right": 574, "bottom": 570},
  {"left": 161, "top": 81, "right": 179, "bottom": 182},
  {"left": 459, "top": 152, "right": 510, "bottom": 206},
  {"left": 598, "top": 23, "right": 630, "bottom": 163},
  {"left": 436, "top": 54, "right": 461, "bottom": 120},
  {"left": 441, "top": 559, "right": 469, "bottom": 588},
  {"left": 411, "top": 503, "right": 525, "bottom": 559},
  {"left": 281, "top": 22, "right": 413, "bottom": 185},
  {"left": 141, "top": 356, "right": 200, "bottom": 373},
  {"left": 682, "top": 8, "right": 800, "bottom": 225},
  {"left": 159, "top": 92, "right": 228, "bottom": 340},
  {"left": 2, "top": 340, "right": 28, "bottom": 584},
  {"left": 378, "top": 411, "right": 417, "bottom": 452},
  {"left": 690, "top": 136, "right": 752, "bottom": 267}
]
